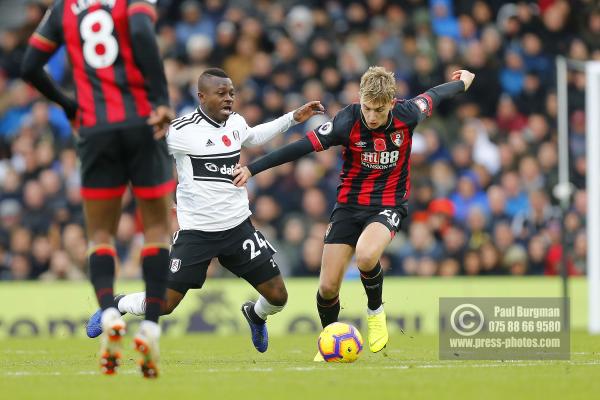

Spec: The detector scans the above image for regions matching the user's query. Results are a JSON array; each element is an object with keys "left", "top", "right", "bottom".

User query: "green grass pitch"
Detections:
[{"left": 2, "top": 332, "right": 600, "bottom": 400}]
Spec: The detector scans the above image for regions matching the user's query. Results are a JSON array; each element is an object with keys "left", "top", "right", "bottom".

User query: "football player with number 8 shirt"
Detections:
[
  {"left": 22, "top": 0, "right": 175, "bottom": 377},
  {"left": 234, "top": 66, "right": 475, "bottom": 360}
]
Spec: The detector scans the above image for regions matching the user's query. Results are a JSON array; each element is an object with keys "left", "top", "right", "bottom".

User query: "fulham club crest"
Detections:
[
  {"left": 390, "top": 131, "right": 404, "bottom": 147},
  {"left": 170, "top": 258, "right": 181, "bottom": 273}
]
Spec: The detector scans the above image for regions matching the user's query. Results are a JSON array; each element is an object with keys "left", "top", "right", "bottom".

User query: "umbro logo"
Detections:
[
  {"left": 354, "top": 141, "right": 367, "bottom": 148},
  {"left": 206, "top": 139, "right": 215, "bottom": 146}
]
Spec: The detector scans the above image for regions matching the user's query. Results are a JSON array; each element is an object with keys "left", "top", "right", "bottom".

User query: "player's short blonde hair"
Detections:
[{"left": 359, "top": 66, "right": 396, "bottom": 106}]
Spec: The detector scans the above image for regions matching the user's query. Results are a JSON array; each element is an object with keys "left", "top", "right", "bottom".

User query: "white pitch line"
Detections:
[
  {"left": 4, "top": 360, "right": 600, "bottom": 377},
  {"left": 2, "top": 350, "right": 49, "bottom": 354}
]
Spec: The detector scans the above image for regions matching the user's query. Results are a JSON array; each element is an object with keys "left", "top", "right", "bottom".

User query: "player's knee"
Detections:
[
  {"left": 319, "top": 281, "right": 341, "bottom": 300},
  {"left": 355, "top": 248, "right": 379, "bottom": 270},
  {"left": 266, "top": 285, "right": 288, "bottom": 307}
]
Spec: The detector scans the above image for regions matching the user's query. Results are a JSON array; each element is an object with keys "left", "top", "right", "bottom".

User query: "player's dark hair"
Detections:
[{"left": 198, "top": 68, "right": 230, "bottom": 89}]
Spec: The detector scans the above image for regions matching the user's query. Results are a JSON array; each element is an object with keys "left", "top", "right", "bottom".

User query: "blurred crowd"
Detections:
[{"left": 0, "top": 0, "right": 598, "bottom": 281}]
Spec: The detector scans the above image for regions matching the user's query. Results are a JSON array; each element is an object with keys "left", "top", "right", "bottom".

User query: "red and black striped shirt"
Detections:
[
  {"left": 306, "top": 95, "right": 433, "bottom": 208},
  {"left": 28, "top": 0, "right": 160, "bottom": 130}
]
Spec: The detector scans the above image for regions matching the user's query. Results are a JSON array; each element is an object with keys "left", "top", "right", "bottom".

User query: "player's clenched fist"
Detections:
[{"left": 451, "top": 70, "right": 475, "bottom": 91}]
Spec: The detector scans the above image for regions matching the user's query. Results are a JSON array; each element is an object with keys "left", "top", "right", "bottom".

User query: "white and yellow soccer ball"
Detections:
[{"left": 317, "top": 322, "right": 364, "bottom": 363}]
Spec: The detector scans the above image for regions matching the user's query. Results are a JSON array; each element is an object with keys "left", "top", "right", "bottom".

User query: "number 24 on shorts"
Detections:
[{"left": 243, "top": 232, "right": 274, "bottom": 260}]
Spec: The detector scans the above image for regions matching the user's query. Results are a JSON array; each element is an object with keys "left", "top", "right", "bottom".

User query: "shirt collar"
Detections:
[{"left": 197, "top": 105, "right": 226, "bottom": 128}]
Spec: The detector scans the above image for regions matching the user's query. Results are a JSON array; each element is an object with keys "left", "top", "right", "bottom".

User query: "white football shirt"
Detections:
[{"left": 166, "top": 106, "right": 297, "bottom": 231}]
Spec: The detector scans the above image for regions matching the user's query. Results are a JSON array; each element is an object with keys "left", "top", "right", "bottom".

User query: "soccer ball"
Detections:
[{"left": 317, "top": 322, "right": 364, "bottom": 363}]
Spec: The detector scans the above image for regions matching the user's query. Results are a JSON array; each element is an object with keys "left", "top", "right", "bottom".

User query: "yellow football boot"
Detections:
[{"left": 367, "top": 307, "right": 388, "bottom": 352}]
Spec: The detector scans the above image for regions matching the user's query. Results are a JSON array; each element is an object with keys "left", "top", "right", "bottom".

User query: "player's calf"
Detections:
[
  {"left": 316, "top": 291, "right": 341, "bottom": 329},
  {"left": 359, "top": 262, "right": 384, "bottom": 311},
  {"left": 140, "top": 245, "right": 170, "bottom": 323}
]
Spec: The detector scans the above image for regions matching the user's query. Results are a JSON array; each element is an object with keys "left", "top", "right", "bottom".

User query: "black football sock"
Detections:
[
  {"left": 88, "top": 246, "right": 117, "bottom": 311},
  {"left": 243, "top": 302, "right": 266, "bottom": 325},
  {"left": 114, "top": 294, "right": 126, "bottom": 315},
  {"left": 360, "top": 262, "right": 383, "bottom": 311},
  {"left": 141, "top": 246, "right": 169, "bottom": 323},
  {"left": 316, "top": 291, "right": 340, "bottom": 328}
]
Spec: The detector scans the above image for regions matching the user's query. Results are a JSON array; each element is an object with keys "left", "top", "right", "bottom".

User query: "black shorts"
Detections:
[
  {"left": 324, "top": 204, "right": 408, "bottom": 246},
  {"left": 77, "top": 123, "right": 175, "bottom": 200},
  {"left": 168, "top": 218, "right": 280, "bottom": 293}
]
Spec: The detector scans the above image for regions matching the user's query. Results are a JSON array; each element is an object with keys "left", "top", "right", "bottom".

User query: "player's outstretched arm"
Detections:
[
  {"left": 232, "top": 137, "right": 315, "bottom": 186},
  {"left": 423, "top": 69, "right": 475, "bottom": 109},
  {"left": 244, "top": 101, "right": 324, "bottom": 146}
]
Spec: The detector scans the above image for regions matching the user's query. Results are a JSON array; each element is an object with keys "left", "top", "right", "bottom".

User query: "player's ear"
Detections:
[{"left": 197, "top": 91, "right": 203, "bottom": 102}]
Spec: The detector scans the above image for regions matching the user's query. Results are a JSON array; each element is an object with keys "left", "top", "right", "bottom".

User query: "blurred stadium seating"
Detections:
[{"left": 0, "top": 0, "right": 597, "bottom": 281}]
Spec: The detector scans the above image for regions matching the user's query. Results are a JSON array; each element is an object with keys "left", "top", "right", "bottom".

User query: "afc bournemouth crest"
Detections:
[
  {"left": 390, "top": 131, "right": 404, "bottom": 147},
  {"left": 170, "top": 258, "right": 181, "bottom": 273}
]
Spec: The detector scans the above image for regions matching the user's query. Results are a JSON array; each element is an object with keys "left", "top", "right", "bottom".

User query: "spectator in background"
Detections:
[
  {"left": 175, "top": 1, "right": 217, "bottom": 48},
  {"left": 450, "top": 171, "right": 489, "bottom": 223},
  {"left": 501, "top": 170, "right": 529, "bottom": 218},
  {"left": 39, "top": 250, "right": 85, "bottom": 281},
  {"left": 480, "top": 242, "right": 504, "bottom": 275},
  {"left": 398, "top": 222, "right": 444, "bottom": 276},
  {"left": 502, "top": 244, "right": 528, "bottom": 275}
]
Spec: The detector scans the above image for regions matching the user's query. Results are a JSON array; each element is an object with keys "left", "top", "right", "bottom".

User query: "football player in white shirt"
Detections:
[{"left": 86, "top": 68, "right": 324, "bottom": 354}]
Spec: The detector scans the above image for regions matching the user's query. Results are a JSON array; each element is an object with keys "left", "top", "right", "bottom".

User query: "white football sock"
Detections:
[
  {"left": 367, "top": 304, "right": 384, "bottom": 316},
  {"left": 117, "top": 292, "right": 146, "bottom": 316},
  {"left": 254, "top": 296, "right": 285, "bottom": 320},
  {"left": 138, "top": 320, "right": 161, "bottom": 339},
  {"left": 101, "top": 307, "right": 121, "bottom": 326}
]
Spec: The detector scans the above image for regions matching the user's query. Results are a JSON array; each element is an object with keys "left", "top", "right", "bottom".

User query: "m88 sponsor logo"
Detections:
[{"left": 361, "top": 150, "right": 399, "bottom": 169}]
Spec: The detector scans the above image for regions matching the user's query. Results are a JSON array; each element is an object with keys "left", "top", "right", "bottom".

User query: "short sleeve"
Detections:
[
  {"left": 165, "top": 126, "right": 188, "bottom": 155},
  {"left": 305, "top": 105, "right": 354, "bottom": 152},
  {"left": 28, "top": 1, "right": 64, "bottom": 53},
  {"left": 128, "top": 0, "right": 158, "bottom": 22}
]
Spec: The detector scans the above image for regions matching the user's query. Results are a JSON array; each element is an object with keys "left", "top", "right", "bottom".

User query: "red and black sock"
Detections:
[
  {"left": 88, "top": 246, "right": 116, "bottom": 311},
  {"left": 141, "top": 245, "right": 169, "bottom": 323},
  {"left": 316, "top": 291, "right": 340, "bottom": 329},
  {"left": 360, "top": 262, "right": 383, "bottom": 311}
]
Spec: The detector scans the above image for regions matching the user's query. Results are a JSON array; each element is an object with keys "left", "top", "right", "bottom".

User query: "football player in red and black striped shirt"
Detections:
[
  {"left": 21, "top": 0, "right": 175, "bottom": 377},
  {"left": 234, "top": 67, "right": 475, "bottom": 358}
]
